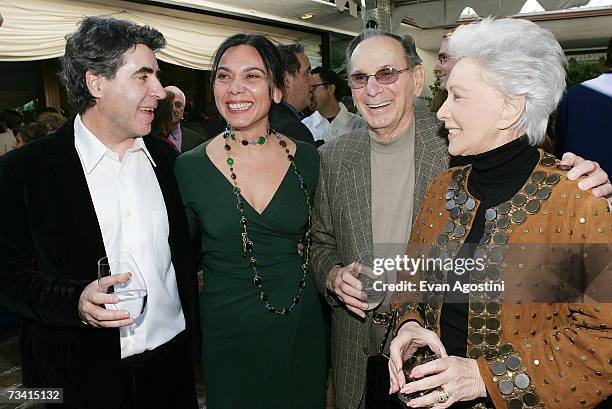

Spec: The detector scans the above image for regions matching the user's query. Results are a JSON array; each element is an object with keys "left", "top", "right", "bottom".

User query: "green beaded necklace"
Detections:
[
  {"left": 223, "top": 124, "right": 313, "bottom": 315},
  {"left": 225, "top": 126, "right": 268, "bottom": 146}
]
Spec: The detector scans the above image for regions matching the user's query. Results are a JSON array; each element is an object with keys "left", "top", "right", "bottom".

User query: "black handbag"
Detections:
[{"left": 364, "top": 310, "right": 404, "bottom": 409}]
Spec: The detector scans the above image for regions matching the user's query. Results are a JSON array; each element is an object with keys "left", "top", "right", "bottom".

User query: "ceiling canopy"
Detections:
[
  {"left": 391, "top": 0, "right": 590, "bottom": 28},
  {"left": 147, "top": 0, "right": 596, "bottom": 32}
]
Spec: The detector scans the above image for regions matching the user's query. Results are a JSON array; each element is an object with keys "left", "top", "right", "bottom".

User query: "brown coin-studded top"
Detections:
[{"left": 393, "top": 150, "right": 611, "bottom": 409}]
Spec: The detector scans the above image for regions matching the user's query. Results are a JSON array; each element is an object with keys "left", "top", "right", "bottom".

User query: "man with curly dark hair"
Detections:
[{"left": 0, "top": 16, "right": 199, "bottom": 408}]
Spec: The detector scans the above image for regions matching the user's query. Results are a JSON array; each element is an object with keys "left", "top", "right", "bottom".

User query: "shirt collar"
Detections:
[
  {"left": 336, "top": 102, "right": 350, "bottom": 125},
  {"left": 74, "top": 114, "right": 156, "bottom": 174},
  {"left": 170, "top": 124, "right": 181, "bottom": 140}
]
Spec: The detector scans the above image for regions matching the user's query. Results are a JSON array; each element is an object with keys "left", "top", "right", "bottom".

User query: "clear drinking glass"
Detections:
[
  {"left": 397, "top": 347, "right": 438, "bottom": 406},
  {"left": 97, "top": 253, "right": 147, "bottom": 319},
  {"left": 352, "top": 253, "right": 388, "bottom": 311}
]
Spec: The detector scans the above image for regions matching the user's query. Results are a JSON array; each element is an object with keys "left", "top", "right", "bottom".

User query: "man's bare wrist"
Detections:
[{"left": 326, "top": 263, "right": 343, "bottom": 292}]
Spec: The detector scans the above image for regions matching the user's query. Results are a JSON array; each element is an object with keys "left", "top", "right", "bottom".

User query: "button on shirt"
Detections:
[{"left": 74, "top": 115, "right": 185, "bottom": 359}]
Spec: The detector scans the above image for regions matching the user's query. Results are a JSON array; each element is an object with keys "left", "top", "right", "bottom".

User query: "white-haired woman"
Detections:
[{"left": 387, "top": 18, "right": 611, "bottom": 408}]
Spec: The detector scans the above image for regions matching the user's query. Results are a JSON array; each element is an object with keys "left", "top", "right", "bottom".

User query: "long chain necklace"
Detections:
[{"left": 223, "top": 124, "right": 312, "bottom": 315}]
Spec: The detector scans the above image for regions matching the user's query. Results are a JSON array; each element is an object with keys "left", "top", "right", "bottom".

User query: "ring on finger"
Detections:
[{"left": 437, "top": 386, "right": 449, "bottom": 403}]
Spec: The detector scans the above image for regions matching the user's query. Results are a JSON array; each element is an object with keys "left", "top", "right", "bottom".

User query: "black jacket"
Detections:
[
  {"left": 0, "top": 119, "right": 199, "bottom": 408},
  {"left": 268, "top": 102, "right": 315, "bottom": 146},
  {"left": 180, "top": 124, "right": 208, "bottom": 152}
]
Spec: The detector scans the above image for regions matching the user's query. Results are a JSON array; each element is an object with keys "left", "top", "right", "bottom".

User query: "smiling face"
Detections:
[
  {"left": 437, "top": 58, "right": 517, "bottom": 156},
  {"left": 86, "top": 44, "right": 166, "bottom": 140},
  {"left": 349, "top": 36, "right": 424, "bottom": 141},
  {"left": 214, "top": 45, "right": 282, "bottom": 135}
]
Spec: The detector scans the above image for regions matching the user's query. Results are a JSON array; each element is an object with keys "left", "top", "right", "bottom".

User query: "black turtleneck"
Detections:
[{"left": 440, "top": 136, "right": 540, "bottom": 358}]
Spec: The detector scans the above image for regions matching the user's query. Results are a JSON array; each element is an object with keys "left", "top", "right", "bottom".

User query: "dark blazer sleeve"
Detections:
[
  {"left": 180, "top": 125, "right": 207, "bottom": 153},
  {"left": 0, "top": 151, "right": 88, "bottom": 327},
  {"left": 269, "top": 103, "right": 316, "bottom": 146}
]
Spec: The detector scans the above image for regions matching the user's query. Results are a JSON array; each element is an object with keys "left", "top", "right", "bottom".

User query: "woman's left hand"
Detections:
[{"left": 400, "top": 356, "right": 487, "bottom": 408}]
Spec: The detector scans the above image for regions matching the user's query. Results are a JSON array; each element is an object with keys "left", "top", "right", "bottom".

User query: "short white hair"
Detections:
[{"left": 448, "top": 17, "right": 566, "bottom": 146}]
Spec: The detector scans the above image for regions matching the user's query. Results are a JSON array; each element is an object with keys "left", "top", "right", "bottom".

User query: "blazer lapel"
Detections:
[
  {"left": 49, "top": 119, "right": 106, "bottom": 262},
  {"left": 342, "top": 130, "right": 374, "bottom": 259}
]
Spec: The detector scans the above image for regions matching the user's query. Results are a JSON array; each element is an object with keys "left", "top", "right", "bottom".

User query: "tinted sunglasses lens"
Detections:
[
  {"left": 348, "top": 74, "right": 367, "bottom": 88},
  {"left": 375, "top": 69, "right": 399, "bottom": 85}
]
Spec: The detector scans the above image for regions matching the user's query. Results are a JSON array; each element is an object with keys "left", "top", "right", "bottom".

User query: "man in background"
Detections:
[
  {"left": 164, "top": 85, "right": 206, "bottom": 152},
  {"left": 302, "top": 66, "right": 364, "bottom": 146},
  {"left": 430, "top": 28, "right": 458, "bottom": 112},
  {"left": 269, "top": 44, "right": 315, "bottom": 145}
]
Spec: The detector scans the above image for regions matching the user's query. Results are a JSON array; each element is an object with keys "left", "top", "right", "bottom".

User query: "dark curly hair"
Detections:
[
  {"left": 59, "top": 16, "right": 166, "bottom": 114},
  {"left": 277, "top": 43, "right": 305, "bottom": 77}
]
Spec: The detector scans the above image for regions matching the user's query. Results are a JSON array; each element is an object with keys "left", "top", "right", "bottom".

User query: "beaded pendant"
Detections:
[{"left": 222, "top": 125, "right": 313, "bottom": 316}]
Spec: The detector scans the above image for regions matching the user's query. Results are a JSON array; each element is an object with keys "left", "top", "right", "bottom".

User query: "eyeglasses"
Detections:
[
  {"left": 311, "top": 83, "right": 330, "bottom": 89},
  {"left": 347, "top": 67, "right": 410, "bottom": 89}
]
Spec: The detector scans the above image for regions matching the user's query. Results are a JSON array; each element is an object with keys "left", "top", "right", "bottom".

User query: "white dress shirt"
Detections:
[
  {"left": 74, "top": 115, "right": 185, "bottom": 359},
  {"left": 302, "top": 102, "right": 365, "bottom": 144}
]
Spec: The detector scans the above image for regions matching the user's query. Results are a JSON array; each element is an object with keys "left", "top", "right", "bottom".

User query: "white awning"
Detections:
[
  {"left": 0, "top": 0, "right": 323, "bottom": 69},
  {"left": 392, "top": 0, "right": 591, "bottom": 29},
  {"left": 136, "top": 0, "right": 597, "bottom": 31}
]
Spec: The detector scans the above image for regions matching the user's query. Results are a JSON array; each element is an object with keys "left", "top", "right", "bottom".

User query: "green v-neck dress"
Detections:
[{"left": 174, "top": 139, "right": 327, "bottom": 409}]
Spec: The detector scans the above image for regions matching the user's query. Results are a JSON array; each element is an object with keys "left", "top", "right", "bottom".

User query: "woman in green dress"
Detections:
[{"left": 174, "top": 34, "right": 327, "bottom": 409}]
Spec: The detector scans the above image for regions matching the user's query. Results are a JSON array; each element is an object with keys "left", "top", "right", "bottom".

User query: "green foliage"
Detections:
[
  {"left": 429, "top": 72, "right": 442, "bottom": 96},
  {"left": 14, "top": 100, "right": 37, "bottom": 123},
  {"left": 565, "top": 58, "right": 606, "bottom": 87},
  {"left": 15, "top": 100, "right": 36, "bottom": 113},
  {"left": 427, "top": 73, "right": 442, "bottom": 109}
]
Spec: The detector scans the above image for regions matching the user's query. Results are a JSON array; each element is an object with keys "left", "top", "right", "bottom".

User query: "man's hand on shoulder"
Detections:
[{"left": 561, "top": 152, "right": 612, "bottom": 209}]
